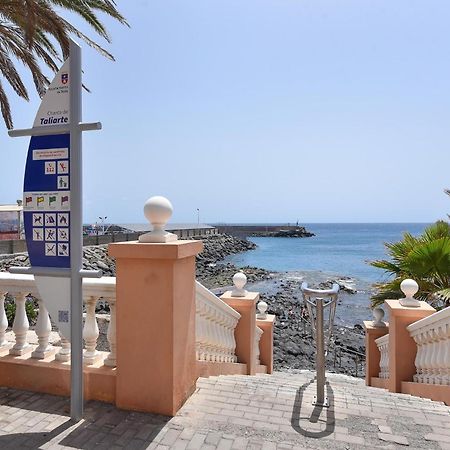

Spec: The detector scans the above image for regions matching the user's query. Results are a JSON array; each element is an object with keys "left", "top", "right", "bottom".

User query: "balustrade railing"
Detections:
[
  {"left": 0, "top": 273, "right": 116, "bottom": 367},
  {"left": 407, "top": 306, "right": 450, "bottom": 385},
  {"left": 375, "top": 334, "right": 389, "bottom": 379},
  {"left": 195, "top": 281, "right": 240, "bottom": 363}
]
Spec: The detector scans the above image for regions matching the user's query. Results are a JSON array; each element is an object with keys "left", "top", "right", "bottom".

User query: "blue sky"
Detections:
[{"left": 1, "top": 0, "right": 449, "bottom": 224}]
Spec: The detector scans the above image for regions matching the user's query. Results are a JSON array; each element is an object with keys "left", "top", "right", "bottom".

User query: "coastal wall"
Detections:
[
  {"left": 0, "top": 226, "right": 219, "bottom": 255},
  {"left": 216, "top": 225, "right": 312, "bottom": 238}
]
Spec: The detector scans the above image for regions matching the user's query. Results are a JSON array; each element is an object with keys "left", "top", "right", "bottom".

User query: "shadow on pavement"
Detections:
[
  {"left": 0, "top": 387, "right": 170, "bottom": 449},
  {"left": 290, "top": 377, "right": 335, "bottom": 439}
]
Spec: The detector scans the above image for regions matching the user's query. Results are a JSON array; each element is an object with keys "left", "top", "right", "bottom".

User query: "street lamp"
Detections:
[
  {"left": 98, "top": 216, "right": 107, "bottom": 235},
  {"left": 301, "top": 282, "right": 339, "bottom": 408},
  {"left": 196, "top": 208, "right": 200, "bottom": 225}
]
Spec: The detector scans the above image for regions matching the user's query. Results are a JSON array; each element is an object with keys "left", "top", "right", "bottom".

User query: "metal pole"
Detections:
[
  {"left": 69, "top": 39, "right": 84, "bottom": 421},
  {"left": 315, "top": 298, "right": 326, "bottom": 405}
]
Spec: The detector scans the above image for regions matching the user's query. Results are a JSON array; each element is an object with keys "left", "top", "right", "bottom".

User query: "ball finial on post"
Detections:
[
  {"left": 139, "top": 196, "right": 178, "bottom": 243},
  {"left": 257, "top": 300, "right": 268, "bottom": 319},
  {"left": 372, "top": 307, "right": 386, "bottom": 327},
  {"left": 231, "top": 272, "right": 248, "bottom": 297},
  {"left": 399, "top": 279, "right": 420, "bottom": 307}
]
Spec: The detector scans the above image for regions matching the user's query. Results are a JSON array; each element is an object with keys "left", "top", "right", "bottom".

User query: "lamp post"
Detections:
[
  {"left": 196, "top": 208, "right": 200, "bottom": 225},
  {"left": 301, "top": 282, "right": 339, "bottom": 407},
  {"left": 99, "top": 216, "right": 107, "bottom": 235}
]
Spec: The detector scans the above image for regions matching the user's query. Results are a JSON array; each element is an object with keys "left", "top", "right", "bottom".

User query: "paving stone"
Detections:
[
  {"left": 378, "top": 432, "right": 409, "bottom": 446},
  {"left": 0, "top": 371, "right": 449, "bottom": 449},
  {"left": 425, "top": 433, "right": 450, "bottom": 444}
]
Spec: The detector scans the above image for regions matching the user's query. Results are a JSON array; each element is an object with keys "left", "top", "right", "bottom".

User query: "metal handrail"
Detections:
[{"left": 301, "top": 282, "right": 339, "bottom": 408}]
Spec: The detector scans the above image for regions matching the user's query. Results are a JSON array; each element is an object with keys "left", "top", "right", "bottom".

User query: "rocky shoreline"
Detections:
[{"left": 0, "top": 233, "right": 366, "bottom": 377}]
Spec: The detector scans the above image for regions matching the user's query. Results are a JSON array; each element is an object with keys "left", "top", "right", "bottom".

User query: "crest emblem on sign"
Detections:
[{"left": 61, "top": 73, "right": 69, "bottom": 85}]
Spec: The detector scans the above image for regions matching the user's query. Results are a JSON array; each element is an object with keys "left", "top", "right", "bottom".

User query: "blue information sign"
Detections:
[{"left": 23, "top": 133, "right": 71, "bottom": 268}]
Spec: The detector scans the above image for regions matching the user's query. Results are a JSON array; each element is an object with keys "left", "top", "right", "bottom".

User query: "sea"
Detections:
[{"left": 222, "top": 223, "right": 430, "bottom": 326}]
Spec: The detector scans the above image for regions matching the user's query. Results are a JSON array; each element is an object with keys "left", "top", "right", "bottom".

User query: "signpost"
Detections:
[{"left": 8, "top": 39, "right": 102, "bottom": 420}]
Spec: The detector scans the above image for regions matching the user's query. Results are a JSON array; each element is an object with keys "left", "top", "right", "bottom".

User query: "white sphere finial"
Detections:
[
  {"left": 231, "top": 272, "right": 248, "bottom": 297},
  {"left": 257, "top": 300, "right": 268, "bottom": 319},
  {"left": 144, "top": 196, "right": 173, "bottom": 230},
  {"left": 399, "top": 279, "right": 420, "bottom": 307},
  {"left": 139, "top": 196, "right": 177, "bottom": 243},
  {"left": 372, "top": 307, "right": 386, "bottom": 327}
]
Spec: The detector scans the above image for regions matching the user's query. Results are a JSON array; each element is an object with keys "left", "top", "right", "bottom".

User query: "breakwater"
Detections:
[{"left": 216, "top": 225, "right": 314, "bottom": 238}]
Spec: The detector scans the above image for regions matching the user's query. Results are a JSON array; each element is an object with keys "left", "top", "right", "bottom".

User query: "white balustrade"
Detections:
[
  {"left": 0, "top": 273, "right": 116, "bottom": 367},
  {"left": 195, "top": 281, "right": 241, "bottom": 363},
  {"left": 375, "top": 334, "right": 390, "bottom": 379},
  {"left": 407, "top": 306, "right": 450, "bottom": 385},
  {"left": 255, "top": 326, "right": 263, "bottom": 365}
]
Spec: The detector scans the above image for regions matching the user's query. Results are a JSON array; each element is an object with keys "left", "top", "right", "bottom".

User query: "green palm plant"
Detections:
[
  {"left": 370, "top": 221, "right": 450, "bottom": 309},
  {"left": 0, "top": 0, "right": 128, "bottom": 129}
]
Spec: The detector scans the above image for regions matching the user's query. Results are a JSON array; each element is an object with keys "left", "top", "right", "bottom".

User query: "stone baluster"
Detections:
[
  {"left": 104, "top": 299, "right": 117, "bottom": 367},
  {"left": 379, "top": 342, "right": 385, "bottom": 378},
  {"left": 55, "top": 333, "right": 71, "bottom": 362},
  {"left": 219, "top": 311, "right": 228, "bottom": 362},
  {"left": 412, "top": 333, "right": 425, "bottom": 383},
  {"left": 9, "top": 293, "right": 32, "bottom": 356},
  {"left": 429, "top": 329, "right": 440, "bottom": 384},
  {"left": 442, "top": 324, "right": 450, "bottom": 386},
  {"left": 0, "top": 293, "right": 8, "bottom": 349},
  {"left": 423, "top": 330, "right": 434, "bottom": 384},
  {"left": 376, "top": 336, "right": 389, "bottom": 379},
  {"left": 230, "top": 316, "right": 238, "bottom": 362},
  {"left": 255, "top": 326, "right": 263, "bottom": 365},
  {"left": 196, "top": 302, "right": 204, "bottom": 360},
  {"left": 31, "top": 298, "right": 56, "bottom": 359},
  {"left": 83, "top": 296, "right": 100, "bottom": 365},
  {"left": 434, "top": 323, "right": 446, "bottom": 385}
]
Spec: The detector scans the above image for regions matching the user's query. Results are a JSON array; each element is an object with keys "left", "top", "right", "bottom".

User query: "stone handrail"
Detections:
[
  {"left": 195, "top": 281, "right": 241, "bottom": 363},
  {"left": 407, "top": 306, "right": 450, "bottom": 385},
  {"left": 375, "top": 334, "right": 389, "bottom": 379},
  {"left": 0, "top": 273, "right": 116, "bottom": 367}
]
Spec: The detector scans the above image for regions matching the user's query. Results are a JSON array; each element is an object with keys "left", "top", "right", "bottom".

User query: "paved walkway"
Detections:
[{"left": 0, "top": 371, "right": 449, "bottom": 449}]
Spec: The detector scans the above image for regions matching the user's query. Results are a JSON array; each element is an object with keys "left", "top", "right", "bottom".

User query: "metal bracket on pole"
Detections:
[
  {"left": 8, "top": 122, "right": 101, "bottom": 138},
  {"left": 8, "top": 267, "right": 102, "bottom": 278}
]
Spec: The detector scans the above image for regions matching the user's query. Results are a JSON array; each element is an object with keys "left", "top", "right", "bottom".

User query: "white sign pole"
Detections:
[{"left": 69, "top": 39, "right": 84, "bottom": 421}]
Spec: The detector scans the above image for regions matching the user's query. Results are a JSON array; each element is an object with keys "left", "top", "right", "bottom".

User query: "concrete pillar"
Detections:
[
  {"left": 385, "top": 300, "right": 435, "bottom": 393},
  {"left": 220, "top": 291, "right": 259, "bottom": 375},
  {"left": 109, "top": 239, "right": 203, "bottom": 416},
  {"left": 363, "top": 321, "right": 389, "bottom": 386}
]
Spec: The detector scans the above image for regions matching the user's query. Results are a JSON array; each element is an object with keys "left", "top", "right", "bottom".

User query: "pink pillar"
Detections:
[
  {"left": 257, "top": 315, "right": 276, "bottom": 374},
  {"left": 109, "top": 240, "right": 203, "bottom": 416},
  {"left": 385, "top": 300, "right": 435, "bottom": 393},
  {"left": 220, "top": 291, "right": 259, "bottom": 375},
  {"left": 363, "top": 321, "right": 389, "bottom": 386}
]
